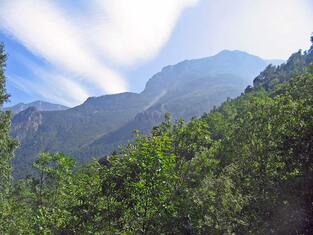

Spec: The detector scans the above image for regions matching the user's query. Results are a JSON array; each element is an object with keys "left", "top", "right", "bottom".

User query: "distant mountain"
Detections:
[
  {"left": 12, "top": 50, "right": 282, "bottom": 177},
  {"left": 5, "top": 100, "right": 68, "bottom": 113}
]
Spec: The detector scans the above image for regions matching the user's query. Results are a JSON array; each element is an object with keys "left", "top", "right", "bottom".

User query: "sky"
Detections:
[{"left": 0, "top": 0, "right": 312, "bottom": 107}]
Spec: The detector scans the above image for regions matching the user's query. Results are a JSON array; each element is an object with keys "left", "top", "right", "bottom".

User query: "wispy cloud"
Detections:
[
  {"left": 10, "top": 61, "right": 90, "bottom": 107},
  {"left": 91, "top": 0, "right": 199, "bottom": 65},
  {"left": 0, "top": 0, "right": 198, "bottom": 106},
  {"left": 0, "top": 0, "right": 127, "bottom": 95}
]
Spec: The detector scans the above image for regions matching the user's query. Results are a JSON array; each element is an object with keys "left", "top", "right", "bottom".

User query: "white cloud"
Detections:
[
  {"left": 9, "top": 62, "right": 91, "bottom": 107},
  {"left": 0, "top": 0, "right": 128, "bottom": 97},
  {"left": 31, "top": 66, "right": 90, "bottom": 106},
  {"left": 11, "top": 76, "right": 75, "bottom": 107},
  {"left": 0, "top": 0, "right": 198, "bottom": 105},
  {"left": 92, "top": 0, "right": 199, "bottom": 65}
]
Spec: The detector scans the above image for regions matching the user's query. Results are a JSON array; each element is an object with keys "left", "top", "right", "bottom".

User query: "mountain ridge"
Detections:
[
  {"left": 12, "top": 50, "right": 281, "bottom": 177},
  {"left": 4, "top": 100, "right": 68, "bottom": 114}
]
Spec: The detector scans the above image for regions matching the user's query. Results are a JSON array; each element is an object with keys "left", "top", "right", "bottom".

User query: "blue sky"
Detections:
[{"left": 0, "top": 0, "right": 312, "bottom": 107}]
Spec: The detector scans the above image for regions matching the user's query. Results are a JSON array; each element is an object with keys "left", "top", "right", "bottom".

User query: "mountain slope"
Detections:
[
  {"left": 74, "top": 50, "right": 272, "bottom": 161},
  {"left": 12, "top": 50, "right": 276, "bottom": 177},
  {"left": 75, "top": 73, "right": 247, "bottom": 160},
  {"left": 12, "top": 92, "right": 151, "bottom": 176},
  {"left": 4, "top": 100, "right": 68, "bottom": 113}
]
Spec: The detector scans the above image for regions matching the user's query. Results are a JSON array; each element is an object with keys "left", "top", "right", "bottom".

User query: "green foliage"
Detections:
[
  {"left": 32, "top": 153, "right": 76, "bottom": 233},
  {"left": 0, "top": 43, "right": 18, "bottom": 233}
]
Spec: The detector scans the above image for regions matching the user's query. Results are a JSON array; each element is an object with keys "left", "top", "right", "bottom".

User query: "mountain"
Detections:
[
  {"left": 12, "top": 50, "right": 279, "bottom": 177},
  {"left": 4, "top": 100, "right": 68, "bottom": 113}
]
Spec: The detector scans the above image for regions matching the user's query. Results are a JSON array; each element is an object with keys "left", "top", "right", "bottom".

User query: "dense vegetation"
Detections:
[{"left": 1, "top": 38, "right": 313, "bottom": 234}]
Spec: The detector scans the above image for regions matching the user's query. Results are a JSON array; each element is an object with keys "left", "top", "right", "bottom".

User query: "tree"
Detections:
[
  {"left": 0, "top": 43, "right": 17, "bottom": 232},
  {"left": 121, "top": 134, "right": 178, "bottom": 234},
  {"left": 32, "top": 153, "right": 76, "bottom": 234}
]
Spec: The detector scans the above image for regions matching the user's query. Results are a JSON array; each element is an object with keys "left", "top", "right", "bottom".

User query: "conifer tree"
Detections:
[{"left": 0, "top": 43, "right": 17, "bottom": 231}]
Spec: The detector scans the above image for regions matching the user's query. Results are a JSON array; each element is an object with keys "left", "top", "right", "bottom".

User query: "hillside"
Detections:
[{"left": 12, "top": 50, "right": 278, "bottom": 177}]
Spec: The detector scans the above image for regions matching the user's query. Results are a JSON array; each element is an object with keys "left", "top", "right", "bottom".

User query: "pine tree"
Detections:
[{"left": 0, "top": 43, "right": 17, "bottom": 231}]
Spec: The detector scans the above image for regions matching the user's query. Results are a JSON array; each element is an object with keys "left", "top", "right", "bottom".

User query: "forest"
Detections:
[{"left": 1, "top": 37, "right": 313, "bottom": 234}]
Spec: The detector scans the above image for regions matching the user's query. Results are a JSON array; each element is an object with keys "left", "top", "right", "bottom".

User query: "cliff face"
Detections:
[{"left": 12, "top": 107, "right": 42, "bottom": 142}]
